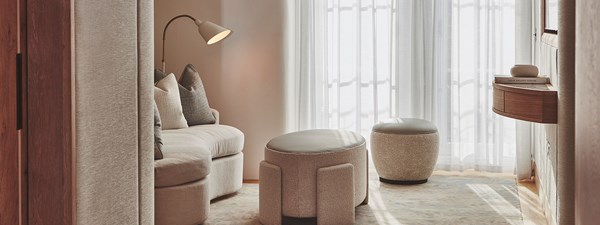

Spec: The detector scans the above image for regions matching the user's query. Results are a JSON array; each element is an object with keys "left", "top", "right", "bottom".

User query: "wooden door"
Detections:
[
  {"left": 0, "top": 0, "right": 21, "bottom": 224},
  {"left": 26, "top": 0, "right": 74, "bottom": 224},
  {"left": 2, "top": 0, "right": 74, "bottom": 224}
]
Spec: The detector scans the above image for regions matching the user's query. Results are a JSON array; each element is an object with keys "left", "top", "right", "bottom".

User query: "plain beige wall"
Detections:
[
  {"left": 575, "top": 0, "right": 600, "bottom": 223},
  {"left": 532, "top": 0, "right": 576, "bottom": 224},
  {"left": 154, "top": 0, "right": 286, "bottom": 179}
]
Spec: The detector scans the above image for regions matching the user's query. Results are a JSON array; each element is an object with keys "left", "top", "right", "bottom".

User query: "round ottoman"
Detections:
[
  {"left": 371, "top": 118, "right": 439, "bottom": 184},
  {"left": 259, "top": 129, "right": 368, "bottom": 225}
]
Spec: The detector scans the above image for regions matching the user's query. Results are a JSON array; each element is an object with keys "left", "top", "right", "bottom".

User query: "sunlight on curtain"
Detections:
[
  {"left": 442, "top": 0, "right": 517, "bottom": 172},
  {"left": 288, "top": 0, "right": 519, "bottom": 173}
]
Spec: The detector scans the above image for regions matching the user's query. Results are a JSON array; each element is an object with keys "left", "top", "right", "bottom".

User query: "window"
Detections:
[{"left": 288, "top": 0, "right": 529, "bottom": 173}]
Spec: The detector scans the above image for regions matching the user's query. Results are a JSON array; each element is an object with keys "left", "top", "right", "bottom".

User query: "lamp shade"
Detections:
[
  {"left": 162, "top": 15, "right": 232, "bottom": 72},
  {"left": 195, "top": 20, "right": 232, "bottom": 45}
]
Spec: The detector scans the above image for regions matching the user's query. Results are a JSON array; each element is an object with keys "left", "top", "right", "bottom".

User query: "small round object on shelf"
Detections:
[{"left": 510, "top": 64, "right": 539, "bottom": 77}]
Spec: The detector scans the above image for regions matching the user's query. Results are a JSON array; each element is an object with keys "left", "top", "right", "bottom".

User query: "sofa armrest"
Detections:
[{"left": 211, "top": 108, "right": 220, "bottom": 124}]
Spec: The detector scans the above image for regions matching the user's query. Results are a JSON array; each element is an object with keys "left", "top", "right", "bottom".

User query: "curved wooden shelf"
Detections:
[{"left": 493, "top": 82, "right": 557, "bottom": 124}]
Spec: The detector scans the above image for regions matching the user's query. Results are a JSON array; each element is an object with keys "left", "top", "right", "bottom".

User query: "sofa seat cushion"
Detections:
[
  {"left": 164, "top": 125, "right": 244, "bottom": 158},
  {"left": 155, "top": 133, "right": 212, "bottom": 188}
]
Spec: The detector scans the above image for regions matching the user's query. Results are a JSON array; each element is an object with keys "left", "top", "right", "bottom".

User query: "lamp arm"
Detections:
[{"left": 162, "top": 14, "right": 200, "bottom": 72}]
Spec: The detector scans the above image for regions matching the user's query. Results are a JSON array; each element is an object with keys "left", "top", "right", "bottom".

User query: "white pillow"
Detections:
[{"left": 154, "top": 73, "right": 188, "bottom": 129}]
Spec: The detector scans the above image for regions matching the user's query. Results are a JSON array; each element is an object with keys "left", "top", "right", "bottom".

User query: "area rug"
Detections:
[{"left": 205, "top": 171, "right": 523, "bottom": 225}]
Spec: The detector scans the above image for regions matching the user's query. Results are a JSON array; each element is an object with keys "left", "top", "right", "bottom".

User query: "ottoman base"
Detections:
[
  {"left": 260, "top": 129, "right": 368, "bottom": 225},
  {"left": 282, "top": 216, "right": 317, "bottom": 225},
  {"left": 379, "top": 177, "right": 428, "bottom": 185}
]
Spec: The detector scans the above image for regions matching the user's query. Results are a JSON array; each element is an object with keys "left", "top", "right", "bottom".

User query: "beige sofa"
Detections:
[{"left": 154, "top": 109, "right": 244, "bottom": 225}]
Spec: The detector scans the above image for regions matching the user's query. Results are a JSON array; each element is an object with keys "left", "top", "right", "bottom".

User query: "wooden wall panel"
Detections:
[
  {"left": 27, "top": 0, "right": 73, "bottom": 224},
  {"left": 0, "top": 0, "right": 20, "bottom": 224}
]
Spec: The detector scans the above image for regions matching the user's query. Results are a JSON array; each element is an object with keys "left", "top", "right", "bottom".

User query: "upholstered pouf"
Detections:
[
  {"left": 371, "top": 118, "right": 439, "bottom": 184},
  {"left": 259, "top": 129, "right": 368, "bottom": 225}
]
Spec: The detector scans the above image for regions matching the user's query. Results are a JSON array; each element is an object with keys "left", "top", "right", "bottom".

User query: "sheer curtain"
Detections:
[{"left": 286, "top": 0, "right": 526, "bottom": 173}]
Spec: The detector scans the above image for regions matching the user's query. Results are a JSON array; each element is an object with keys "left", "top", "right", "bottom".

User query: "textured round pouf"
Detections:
[
  {"left": 259, "top": 129, "right": 368, "bottom": 225},
  {"left": 371, "top": 118, "right": 439, "bottom": 184}
]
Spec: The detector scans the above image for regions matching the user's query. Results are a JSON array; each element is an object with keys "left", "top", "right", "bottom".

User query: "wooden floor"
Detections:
[
  {"left": 517, "top": 179, "right": 549, "bottom": 225},
  {"left": 433, "top": 170, "right": 548, "bottom": 225}
]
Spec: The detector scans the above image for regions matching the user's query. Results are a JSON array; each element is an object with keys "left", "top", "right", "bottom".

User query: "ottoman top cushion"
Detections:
[
  {"left": 267, "top": 129, "right": 365, "bottom": 153},
  {"left": 373, "top": 118, "right": 438, "bottom": 135}
]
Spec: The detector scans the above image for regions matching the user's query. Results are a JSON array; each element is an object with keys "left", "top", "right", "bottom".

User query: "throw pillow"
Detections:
[
  {"left": 178, "top": 64, "right": 216, "bottom": 125},
  {"left": 153, "top": 102, "right": 164, "bottom": 160},
  {"left": 154, "top": 68, "right": 166, "bottom": 83},
  {"left": 154, "top": 73, "right": 189, "bottom": 129}
]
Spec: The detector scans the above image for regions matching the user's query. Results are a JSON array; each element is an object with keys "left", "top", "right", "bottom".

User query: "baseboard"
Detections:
[{"left": 243, "top": 179, "right": 259, "bottom": 184}]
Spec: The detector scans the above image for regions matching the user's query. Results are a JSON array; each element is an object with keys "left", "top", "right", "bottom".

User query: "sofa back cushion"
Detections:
[
  {"left": 154, "top": 68, "right": 166, "bottom": 83},
  {"left": 153, "top": 102, "right": 164, "bottom": 160}
]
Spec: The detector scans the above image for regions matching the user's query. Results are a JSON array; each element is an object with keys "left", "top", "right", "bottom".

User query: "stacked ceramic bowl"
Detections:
[{"left": 510, "top": 64, "right": 539, "bottom": 77}]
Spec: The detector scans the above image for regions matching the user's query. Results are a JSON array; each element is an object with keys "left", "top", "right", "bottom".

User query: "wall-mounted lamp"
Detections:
[{"left": 161, "top": 14, "right": 231, "bottom": 72}]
